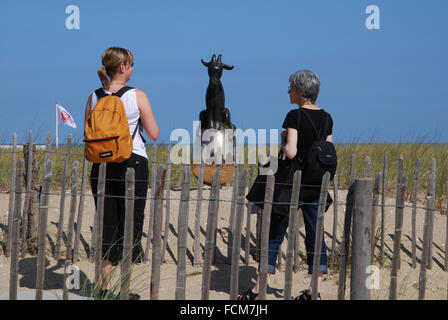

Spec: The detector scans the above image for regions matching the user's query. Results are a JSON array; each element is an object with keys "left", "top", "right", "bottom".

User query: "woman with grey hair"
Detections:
[{"left": 238, "top": 70, "right": 334, "bottom": 300}]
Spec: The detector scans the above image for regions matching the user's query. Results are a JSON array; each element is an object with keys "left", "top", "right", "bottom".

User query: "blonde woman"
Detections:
[{"left": 84, "top": 47, "right": 159, "bottom": 299}]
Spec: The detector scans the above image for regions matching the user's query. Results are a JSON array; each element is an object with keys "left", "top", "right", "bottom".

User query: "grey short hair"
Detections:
[{"left": 289, "top": 70, "right": 320, "bottom": 103}]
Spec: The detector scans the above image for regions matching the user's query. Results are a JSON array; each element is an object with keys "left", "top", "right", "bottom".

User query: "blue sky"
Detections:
[{"left": 1, "top": 0, "right": 447, "bottom": 145}]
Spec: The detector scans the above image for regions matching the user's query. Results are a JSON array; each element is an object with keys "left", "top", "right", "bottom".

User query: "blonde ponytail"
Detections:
[
  {"left": 98, "top": 47, "right": 134, "bottom": 89},
  {"left": 97, "top": 65, "right": 110, "bottom": 90}
]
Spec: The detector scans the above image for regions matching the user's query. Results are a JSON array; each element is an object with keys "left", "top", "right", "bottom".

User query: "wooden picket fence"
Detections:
[{"left": 1, "top": 132, "right": 448, "bottom": 300}]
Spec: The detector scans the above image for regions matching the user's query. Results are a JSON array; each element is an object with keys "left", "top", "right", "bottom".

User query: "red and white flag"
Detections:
[{"left": 56, "top": 103, "right": 77, "bottom": 128}]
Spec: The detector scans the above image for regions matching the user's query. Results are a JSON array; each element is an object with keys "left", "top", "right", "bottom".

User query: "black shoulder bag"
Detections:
[{"left": 246, "top": 110, "right": 303, "bottom": 216}]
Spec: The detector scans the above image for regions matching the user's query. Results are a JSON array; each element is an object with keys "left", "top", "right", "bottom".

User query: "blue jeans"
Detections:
[{"left": 267, "top": 200, "right": 328, "bottom": 275}]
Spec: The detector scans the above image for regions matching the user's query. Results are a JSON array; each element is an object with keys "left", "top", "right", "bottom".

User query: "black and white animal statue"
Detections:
[{"left": 200, "top": 54, "right": 236, "bottom": 131}]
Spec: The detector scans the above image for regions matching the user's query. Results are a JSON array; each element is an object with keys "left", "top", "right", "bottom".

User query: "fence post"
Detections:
[
  {"left": 350, "top": 178, "right": 373, "bottom": 300},
  {"left": 371, "top": 173, "right": 381, "bottom": 263},
  {"left": 73, "top": 156, "right": 88, "bottom": 262},
  {"left": 193, "top": 153, "right": 205, "bottom": 268},
  {"left": 161, "top": 144, "right": 172, "bottom": 264},
  {"left": 121, "top": 168, "right": 135, "bottom": 300},
  {"left": 311, "top": 172, "right": 330, "bottom": 300},
  {"left": 411, "top": 158, "right": 421, "bottom": 268},
  {"left": 175, "top": 165, "right": 191, "bottom": 300},
  {"left": 418, "top": 196, "right": 433, "bottom": 300},
  {"left": 244, "top": 164, "right": 255, "bottom": 266},
  {"left": 284, "top": 171, "right": 301, "bottom": 300},
  {"left": 63, "top": 161, "right": 79, "bottom": 300},
  {"left": 427, "top": 159, "right": 436, "bottom": 269},
  {"left": 54, "top": 134, "right": 72, "bottom": 260},
  {"left": 337, "top": 179, "right": 355, "bottom": 300},
  {"left": 258, "top": 174, "right": 275, "bottom": 300},
  {"left": 144, "top": 144, "right": 158, "bottom": 262},
  {"left": 201, "top": 169, "right": 221, "bottom": 300},
  {"left": 229, "top": 169, "right": 248, "bottom": 300},
  {"left": 35, "top": 160, "right": 53, "bottom": 300},
  {"left": 389, "top": 176, "right": 408, "bottom": 300},
  {"left": 330, "top": 172, "right": 339, "bottom": 267},
  {"left": 228, "top": 162, "right": 239, "bottom": 264},
  {"left": 6, "top": 133, "right": 17, "bottom": 258},
  {"left": 9, "top": 158, "right": 23, "bottom": 300},
  {"left": 93, "top": 162, "right": 106, "bottom": 298},
  {"left": 21, "top": 131, "right": 33, "bottom": 257},
  {"left": 151, "top": 166, "right": 167, "bottom": 300}
]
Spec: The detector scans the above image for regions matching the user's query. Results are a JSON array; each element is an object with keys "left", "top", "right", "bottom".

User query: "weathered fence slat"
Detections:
[
  {"left": 44, "top": 131, "right": 52, "bottom": 165},
  {"left": 151, "top": 166, "right": 167, "bottom": 300},
  {"left": 93, "top": 162, "right": 106, "bottom": 297},
  {"left": 349, "top": 154, "right": 356, "bottom": 185},
  {"left": 121, "top": 168, "right": 135, "bottom": 300},
  {"left": 311, "top": 172, "right": 330, "bottom": 300},
  {"left": 418, "top": 196, "right": 433, "bottom": 300},
  {"left": 427, "top": 159, "right": 436, "bottom": 269},
  {"left": 193, "top": 154, "right": 205, "bottom": 268},
  {"left": 9, "top": 158, "right": 23, "bottom": 300},
  {"left": 35, "top": 160, "right": 53, "bottom": 300},
  {"left": 380, "top": 155, "right": 387, "bottom": 264},
  {"left": 284, "top": 171, "right": 301, "bottom": 300},
  {"left": 161, "top": 144, "right": 172, "bottom": 264},
  {"left": 330, "top": 172, "right": 338, "bottom": 267},
  {"left": 63, "top": 161, "right": 79, "bottom": 300},
  {"left": 350, "top": 178, "right": 373, "bottom": 300},
  {"left": 73, "top": 155, "right": 88, "bottom": 262},
  {"left": 228, "top": 162, "right": 239, "bottom": 264},
  {"left": 201, "top": 169, "right": 221, "bottom": 300},
  {"left": 411, "top": 158, "right": 421, "bottom": 268},
  {"left": 175, "top": 165, "right": 191, "bottom": 300},
  {"left": 371, "top": 173, "right": 381, "bottom": 263},
  {"left": 21, "top": 131, "right": 33, "bottom": 257},
  {"left": 229, "top": 169, "right": 248, "bottom": 300},
  {"left": 144, "top": 144, "right": 158, "bottom": 262},
  {"left": 54, "top": 134, "right": 72, "bottom": 260},
  {"left": 445, "top": 162, "right": 448, "bottom": 272},
  {"left": 6, "top": 133, "right": 17, "bottom": 258},
  {"left": 212, "top": 165, "right": 222, "bottom": 266},
  {"left": 337, "top": 179, "right": 355, "bottom": 300},
  {"left": 365, "top": 156, "right": 371, "bottom": 178},
  {"left": 389, "top": 176, "right": 408, "bottom": 300},
  {"left": 244, "top": 164, "right": 255, "bottom": 266},
  {"left": 258, "top": 174, "right": 275, "bottom": 300}
]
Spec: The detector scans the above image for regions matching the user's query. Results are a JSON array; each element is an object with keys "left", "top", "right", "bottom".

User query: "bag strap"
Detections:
[
  {"left": 95, "top": 86, "right": 134, "bottom": 99},
  {"left": 113, "top": 86, "right": 134, "bottom": 98},
  {"left": 299, "top": 108, "right": 328, "bottom": 140}
]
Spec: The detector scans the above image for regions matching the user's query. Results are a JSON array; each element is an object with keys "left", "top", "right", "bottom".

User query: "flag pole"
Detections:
[{"left": 56, "top": 102, "right": 59, "bottom": 149}]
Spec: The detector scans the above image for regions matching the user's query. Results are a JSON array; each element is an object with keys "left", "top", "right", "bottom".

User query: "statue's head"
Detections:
[{"left": 201, "top": 54, "right": 234, "bottom": 80}]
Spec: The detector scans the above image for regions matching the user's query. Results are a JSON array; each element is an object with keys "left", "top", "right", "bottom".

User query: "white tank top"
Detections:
[{"left": 90, "top": 88, "right": 147, "bottom": 159}]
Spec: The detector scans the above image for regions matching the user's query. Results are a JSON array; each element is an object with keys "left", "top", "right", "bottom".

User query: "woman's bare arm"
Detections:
[
  {"left": 283, "top": 128, "right": 298, "bottom": 159},
  {"left": 136, "top": 89, "right": 159, "bottom": 141},
  {"left": 84, "top": 94, "right": 92, "bottom": 126}
]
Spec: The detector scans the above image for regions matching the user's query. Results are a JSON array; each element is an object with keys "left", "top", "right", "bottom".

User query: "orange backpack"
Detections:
[{"left": 84, "top": 86, "right": 140, "bottom": 163}]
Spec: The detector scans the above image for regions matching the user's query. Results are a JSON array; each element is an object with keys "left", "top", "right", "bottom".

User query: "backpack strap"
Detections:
[
  {"left": 113, "top": 86, "right": 134, "bottom": 98},
  {"left": 95, "top": 88, "right": 108, "bottom": 100}
]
